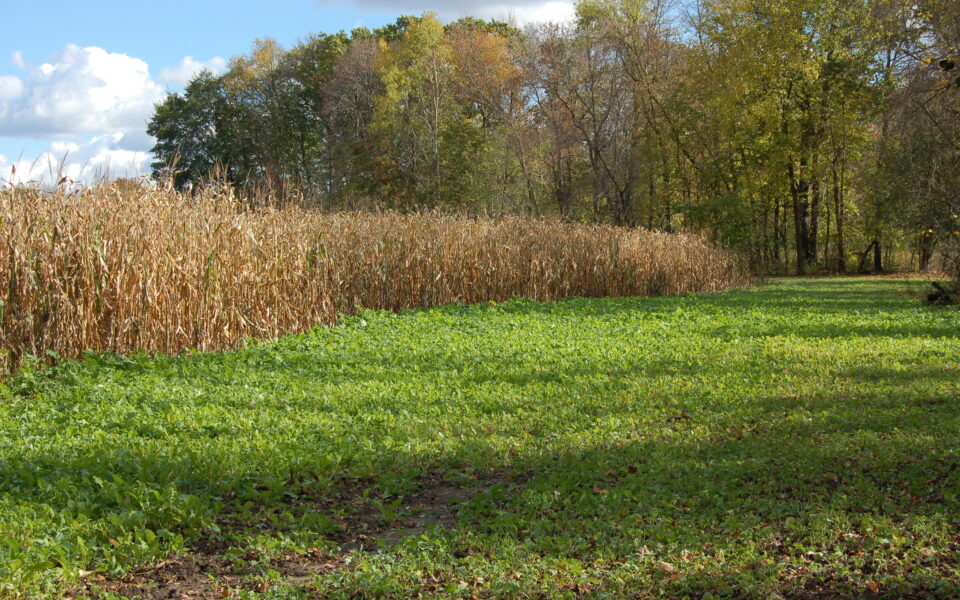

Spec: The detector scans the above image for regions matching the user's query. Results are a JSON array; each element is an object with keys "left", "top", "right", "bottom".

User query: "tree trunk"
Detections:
[
  {"left": 662, "top": 155, "right": 673, "bottom": 232},
  {"left": 823, "top": 190, "right": 831, "bottom": 271},
  {"left": 857, "top": 240, "right": 878, "bottom": 273},
  {"left": 832, "top": 158, "right": 846, "bottom": 273},
  {"left": 808, "top": 175, "right": 820, "bottom": 265},
  {"left": 772, "top": 197, "right": 781, "bottom": 269},
  {"left": 788, "top": 160, "right": 809, "bottom": 275},
  {"left": 919, "top": 233, "right": 936, "bottom": 272},
  {"left": 648, "top": 171, "right": 656, "bottom": 229}
]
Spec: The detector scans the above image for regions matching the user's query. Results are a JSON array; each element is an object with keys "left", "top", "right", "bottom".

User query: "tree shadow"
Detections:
[{"left": 12, "top": 392, "right": 958, "bottom": 598}]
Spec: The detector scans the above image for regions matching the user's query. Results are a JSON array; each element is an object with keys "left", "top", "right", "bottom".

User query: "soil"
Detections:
[{"left": 71, "top": 474, "right": 518, "bottom": 599}]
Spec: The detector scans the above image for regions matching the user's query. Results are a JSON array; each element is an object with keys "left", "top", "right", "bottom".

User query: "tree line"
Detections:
[{"left": 148, "top": 0, "right": 960, "bottom": 275}]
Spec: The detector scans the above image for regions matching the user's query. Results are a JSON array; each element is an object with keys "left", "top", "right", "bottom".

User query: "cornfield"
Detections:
[{"left": 0, "top": 181, "right": 751, "bottom": 373}]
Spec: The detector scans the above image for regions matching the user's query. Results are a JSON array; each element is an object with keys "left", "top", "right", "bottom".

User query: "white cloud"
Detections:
[
  {"left": 0, "top": 44, "right": 165, "bottom": 139},
  {"left": 0, "top": 45, "right": 229, "bottom": 185},
  {"left": 328, "top": 0, "right": 575, "bottom": 24},
  {"left": 478, "top": 2, "right": 576, "bottom": 24},
  {"left": 0, "top": 76, "right": 23, "bottom": 101},
  {"left": 158, "top": 56, "right": 227, "bottom": 87},
  {"left": 1, "top": 132, "right": 153, "bottom": 185}
]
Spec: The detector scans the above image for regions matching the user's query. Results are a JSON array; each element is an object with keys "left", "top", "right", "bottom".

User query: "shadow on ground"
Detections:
[{"left": 2, "top": 278, "right": 958, "bottom": 599}]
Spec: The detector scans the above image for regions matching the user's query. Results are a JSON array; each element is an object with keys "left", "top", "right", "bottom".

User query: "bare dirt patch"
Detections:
[
  {"left": 77, "top": 548, "right": 349, "bottom": 600},
  {"left": 371, "top": 481, "right": 483, "bottom": 549},
  {"left": 73, "top": 473, "right": 521, "bottom": 599}
]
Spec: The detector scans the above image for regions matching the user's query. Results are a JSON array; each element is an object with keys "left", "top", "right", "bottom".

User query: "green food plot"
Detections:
[{"left": 1, "top": 278, "right": 959, "bottom": 598}]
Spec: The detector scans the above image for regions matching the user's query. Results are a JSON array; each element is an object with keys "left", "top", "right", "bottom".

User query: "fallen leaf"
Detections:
[{"left": 658, "top": 561, "right": 678, "bottom": 574}]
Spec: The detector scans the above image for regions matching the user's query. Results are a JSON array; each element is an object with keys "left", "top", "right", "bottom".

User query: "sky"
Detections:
[{"left": 0, "top": 0, "right": 575, "bottom": 185}]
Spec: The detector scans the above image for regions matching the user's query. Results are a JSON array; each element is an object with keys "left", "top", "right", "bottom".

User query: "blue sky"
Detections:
[{"left": 0, "top": 0, "right": 574, "bottom": 184}]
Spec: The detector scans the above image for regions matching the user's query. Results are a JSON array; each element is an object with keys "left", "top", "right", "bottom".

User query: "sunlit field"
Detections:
[{"left": 1, "top": 278, "right": 958, "bottom": 598}]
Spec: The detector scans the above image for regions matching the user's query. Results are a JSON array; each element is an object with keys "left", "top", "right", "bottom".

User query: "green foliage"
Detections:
[
  {"left": 143, "top": 3, "right": 959, "bottom": 274},
  {"left": 2, "top": 279, "right": 960, "bottom": 597},
  {"left": 147, "top": 72, "right": 235, "bottom": 188},
  {"left": 370, "top": 14, "right": 494, "bottom": 209},
  {"left": 444, "top": 16, "right": 522, "bottom": 40}
]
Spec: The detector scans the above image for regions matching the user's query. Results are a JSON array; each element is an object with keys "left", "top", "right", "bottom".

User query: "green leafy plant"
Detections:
[{"left": 1, "top": 278, "right": 958, "bottom": 599}]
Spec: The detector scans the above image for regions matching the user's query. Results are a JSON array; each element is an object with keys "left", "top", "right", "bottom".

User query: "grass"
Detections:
[
  {"left": 1, "top": 277, "right": 959, "bottom": 599},
  {"left": 0, "top": 181, "right": 748, "bottom": 374}
]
